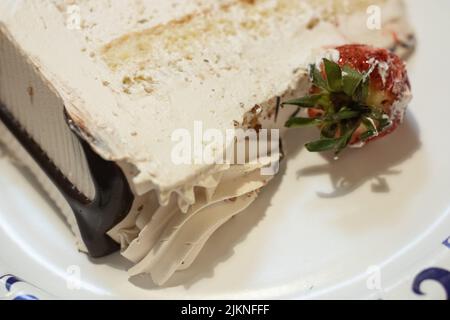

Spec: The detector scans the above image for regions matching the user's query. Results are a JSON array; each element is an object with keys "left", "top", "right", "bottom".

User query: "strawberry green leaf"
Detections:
[
  {"left": 342, "top": 65, "right": 364, "bottom": 96},
  {"left": 329, "top": 107, "right": 360, "bottom": 121},
  {"left": 305, "top": 137, "right": 342, "bottom": 152},
  {"left": 285, "top": 117, "right": 322, "bottom": 128},
  {"left": 320, "top": 123, "right": 338, "bottom": 139},
  {"left": 310, "top": 64, "right": 329, "bottom": 91},
  {"left": 360, "top": 130, "right": 376, "bottom": 141},
  {"left": 317, "top": 94, "right": 333, "bottom": 112},
  {"left": 283, "top": 94, "right": 324, "bottom": 108},
  {"left": 362, "top": 116, "right": 377, "bottom": 132},
  {"left": 379, "top": 115, "right": 392, "bottom": 130},
  {"left": 323, "top": 59, "right": 343, "bottom": 92},
  {"left": 334, "top": 121, "right": 359, "bottom": 155},
  {"left": 354, "top": 78, "right": 369, "bottom": 104}
]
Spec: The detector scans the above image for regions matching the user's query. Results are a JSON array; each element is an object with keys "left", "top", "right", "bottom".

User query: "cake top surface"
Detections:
[{"left": 0, "top": 0, "right": 406, "bottom": 199}]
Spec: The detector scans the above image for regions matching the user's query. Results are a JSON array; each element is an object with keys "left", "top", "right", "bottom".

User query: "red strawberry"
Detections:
[{"left": 284, "top": 44, "right": 411, "bottom": 155}]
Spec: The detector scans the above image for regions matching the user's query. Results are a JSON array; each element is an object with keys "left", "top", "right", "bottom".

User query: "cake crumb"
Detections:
[
  {"left": 307, "top": 17, "right": 320, "bottom": 30},
  {"left": 27, "top": 86, "right": 34, "bottom": 104}
]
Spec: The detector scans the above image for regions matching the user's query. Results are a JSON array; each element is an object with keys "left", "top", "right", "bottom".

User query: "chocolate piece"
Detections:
[{"left": 0, "top": 102, "right": 134, "bottom": 257}]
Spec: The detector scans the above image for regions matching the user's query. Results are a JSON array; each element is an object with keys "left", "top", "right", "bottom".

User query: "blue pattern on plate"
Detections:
[
  {"left": 13, "top": 294, "right": 39, "bottom": 301},
  {"left": 0, "top": 274, "right": 40, "bottom": 300},
  {"left": 443, "top": 237, "right": 450, "bottom": 249},
  {"left": 412, "top": 268, "right": 450, "bottom": 300},
  {"left": 3, "top": 275, "right": 21, "bottom": 291},
  {"left": 411, "top": 236, "right": 450, "bottom": 300}
]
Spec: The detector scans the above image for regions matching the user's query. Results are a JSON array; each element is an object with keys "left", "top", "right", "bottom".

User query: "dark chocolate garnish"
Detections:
[
  {"left": 0, "top": 102, "right": 134, "bottom": 258},
  {"left": 274, "top": 96, "right": 281, "bottom": 123}
]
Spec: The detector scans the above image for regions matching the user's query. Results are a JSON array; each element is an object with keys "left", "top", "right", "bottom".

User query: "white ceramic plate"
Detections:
[{"left": 1, "top": 0, "right": 449, "bottom": 300}]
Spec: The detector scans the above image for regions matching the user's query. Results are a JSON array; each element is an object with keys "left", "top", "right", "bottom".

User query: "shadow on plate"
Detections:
[
  {"left": 0, "top": 144, "right": 71, "bottom": 230},
  {"left": 296, "top": 111, "right": 421, "bottom": 198}
]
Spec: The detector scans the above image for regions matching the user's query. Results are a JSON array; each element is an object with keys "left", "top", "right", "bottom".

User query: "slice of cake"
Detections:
[{"left": 0, "top": 0, "right": 414, "bottom": 285}]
